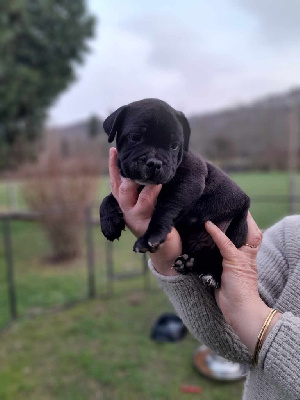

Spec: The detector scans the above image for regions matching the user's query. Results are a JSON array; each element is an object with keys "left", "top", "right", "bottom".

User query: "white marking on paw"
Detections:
[
  {"left": 201, "top": 275, "right": 217, "bottom": 288},
  {"left": 182, "top": 254, "right": 189, "bottom": 260}
]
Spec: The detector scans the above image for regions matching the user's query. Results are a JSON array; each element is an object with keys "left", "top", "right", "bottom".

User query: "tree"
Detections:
[
  {"left": 208, "top": 135, "right": 236, "bottom": 165},
  {"left": 87, "top": 114, "right": 102, "bottom": 138},
  {"left": 0, "top": 0, "right": 95, "bottom": 165}
]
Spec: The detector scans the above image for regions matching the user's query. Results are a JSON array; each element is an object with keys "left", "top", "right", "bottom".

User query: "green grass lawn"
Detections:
[
  {"left": 0, "top": 171, "right": 298, "bottom": 399},
  {"left": 230, "top": 171, "right": 299, "bottom": 228},
  {"left": 0, "top": 291, "right": 244, "bottom": 400}
]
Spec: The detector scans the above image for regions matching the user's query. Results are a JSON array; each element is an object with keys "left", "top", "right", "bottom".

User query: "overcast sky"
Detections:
[{"left": 49, "top": 0, "right": 300, "bottom": 125}]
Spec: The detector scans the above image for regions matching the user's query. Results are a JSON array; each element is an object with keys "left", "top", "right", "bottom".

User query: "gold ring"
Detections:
[{"left": 245, "top": 243, "right": 258, "bottom": 249}]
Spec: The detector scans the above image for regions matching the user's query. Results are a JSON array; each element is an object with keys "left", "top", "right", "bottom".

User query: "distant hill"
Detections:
[
  {"left": 189, "top": 87, "right": 300, "bottom": 170},
  {"left": 48, "top": 87, "right": 300, "bottom": 171}
]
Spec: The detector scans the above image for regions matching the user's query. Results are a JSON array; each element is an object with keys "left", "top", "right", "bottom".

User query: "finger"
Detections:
[
  {"left": 242, "top": 212, "right": 263, "bottom": 252},
  {"left": 135, "top": 184, "right": 162, "bottom": 214},
  {"left": 118, "top": 178, "right": 139, "bottom": 211},
  {"left": 205, "top": 221, "right": 237, "bottom": 260},
  {"left": 109, "top": 147, "right": 121, "bottom": 198}
]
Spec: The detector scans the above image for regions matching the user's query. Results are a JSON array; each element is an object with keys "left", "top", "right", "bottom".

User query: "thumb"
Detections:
[
  {"left": 205, "top": 221, "right": 237, "bottom": 261},
  {"left": 135, "top": 184, "right": 162, "bottom": 213}
]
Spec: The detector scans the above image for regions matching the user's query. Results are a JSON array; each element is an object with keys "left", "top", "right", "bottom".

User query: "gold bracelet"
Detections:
[{"left": 253, "top": 308, "right": 278, "bottom": 365}]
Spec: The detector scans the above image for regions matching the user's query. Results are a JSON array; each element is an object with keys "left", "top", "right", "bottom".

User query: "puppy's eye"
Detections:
[
  {"left": 129, "top": 133, "right": 142, "bottom": 142},
  {"left": 171, "top": 142, "right": 179, "bottom": 151}
]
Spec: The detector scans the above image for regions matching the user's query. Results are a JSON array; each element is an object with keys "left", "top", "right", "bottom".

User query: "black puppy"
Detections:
[{"left": 100, "top": 98, "right": 250, "bottom": 288}]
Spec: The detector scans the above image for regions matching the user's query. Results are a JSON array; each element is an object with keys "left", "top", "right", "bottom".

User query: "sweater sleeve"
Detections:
[
  {"left": 259, "top": 312, "right": 300, "bottom": 397},
  {"left": 148, "top": 217, "right": 292, "bottom": 364},
  {"left": 149, "top": 261, "right": 252, "bottom": 363},
  {"left": 257, "top": 216, "right": 300, "bottom": 396}
]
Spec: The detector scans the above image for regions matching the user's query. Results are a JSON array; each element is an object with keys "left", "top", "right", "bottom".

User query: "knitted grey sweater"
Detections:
[{"left": 149, "top": 216, "right": 300, "bottom": 399}]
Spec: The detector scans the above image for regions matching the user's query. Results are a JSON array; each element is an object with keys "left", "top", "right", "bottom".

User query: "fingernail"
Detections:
[{"left": 205, "top": 221, "right": 213, "bottom": 227}]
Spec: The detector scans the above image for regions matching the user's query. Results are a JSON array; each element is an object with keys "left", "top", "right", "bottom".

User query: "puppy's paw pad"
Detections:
[
  {"left": 200, "top": 274, "right": 219, "bottom": 289},
  {"left": 173, "top": 254, "right": 194, "bottom": 275}
]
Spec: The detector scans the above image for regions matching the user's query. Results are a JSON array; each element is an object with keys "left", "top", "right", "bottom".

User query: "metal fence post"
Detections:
[
  {"left": 106, "top": 241, "right": 114, "bottom": 296},
  {"left": 85, "top": 207, "right": 96, "bottom": 299},
  {"left": 2, "top": 217, "right": 17, "bottom": 320}
]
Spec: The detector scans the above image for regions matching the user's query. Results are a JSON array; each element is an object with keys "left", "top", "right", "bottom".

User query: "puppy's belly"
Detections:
[{"left": 176, "top": 219, "right": 232, "bottom": 254}]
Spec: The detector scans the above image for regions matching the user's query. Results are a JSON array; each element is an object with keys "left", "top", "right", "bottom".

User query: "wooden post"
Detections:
[
  {"left": 85, "top": 207, "right": 96, "bottom": 299},
  {"left": 7, "top": 182, "right": 18, "bottom": 211},
  {"left": 106, "top": 241, "right": 114, "bottom": 296},
  {"left": 2, "top": 217, "right": 17, "bottom": 319}
]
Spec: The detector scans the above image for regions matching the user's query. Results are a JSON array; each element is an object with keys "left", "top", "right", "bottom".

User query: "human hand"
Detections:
[
  {"left": 205, "top": 214, "right": 281, "bottom": 354},
  {"left": 109, "top": 147, "right": 181, "bottom": 275}
]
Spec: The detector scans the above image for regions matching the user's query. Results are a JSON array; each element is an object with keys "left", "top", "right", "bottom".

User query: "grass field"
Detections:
[
  {"left": 0, "top": 293, "right": 245, "bottom": 400},
  {"left": 0, "top": 172, "right": 299, "bottom": 399}
]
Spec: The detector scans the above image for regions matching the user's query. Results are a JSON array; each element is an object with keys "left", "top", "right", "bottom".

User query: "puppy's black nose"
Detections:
[{"left": 146, "top": 158, "right": 162, "bottom": 171}]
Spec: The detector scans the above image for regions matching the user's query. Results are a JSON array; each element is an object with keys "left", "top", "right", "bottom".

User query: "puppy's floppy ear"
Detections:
[
  {"left": 103, "top": 106, "right": 127, "bottom": 143},
  {"left": 176, "top": 111, "right": 191, "bottom": 151}
]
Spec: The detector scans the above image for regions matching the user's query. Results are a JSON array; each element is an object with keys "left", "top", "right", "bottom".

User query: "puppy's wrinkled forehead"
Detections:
[
  {"left": 122, "top": 104, "right": 181, "bottom": 146},
  {"left": 103, "top": 98, "right": 191, "bottom": 151}
]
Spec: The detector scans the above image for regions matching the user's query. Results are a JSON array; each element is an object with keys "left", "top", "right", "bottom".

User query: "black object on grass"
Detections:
[{"left": 151, "top": 313, "right": 187, "bottom": 342}]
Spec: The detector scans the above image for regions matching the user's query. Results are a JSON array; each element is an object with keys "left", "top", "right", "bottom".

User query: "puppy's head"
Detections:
[{"left": 103, "top": 98, "right": 190, "bottom": 185}]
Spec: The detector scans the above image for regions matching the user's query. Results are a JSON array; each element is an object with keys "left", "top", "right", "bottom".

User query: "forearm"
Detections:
[
  {"left": 149, "top": 260, "right": 252, "bottom": 363},
  {"left": 148, "top": 227, "right": 182, "bottom": 276},
  {"left": 151, "top": 252, "right": 282, "bottom": 362}
]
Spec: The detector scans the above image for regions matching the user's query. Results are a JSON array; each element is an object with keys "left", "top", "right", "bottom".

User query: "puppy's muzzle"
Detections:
[{"left": 131, "top": 157, "right": 167, "bottom": 185}]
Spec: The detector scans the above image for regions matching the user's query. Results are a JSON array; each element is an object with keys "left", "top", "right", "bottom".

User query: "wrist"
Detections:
[
  {"left": 230, "top": 299, "right": 282, "bottom": 355},
  {"left": 150, "top": 247, "right": 180, "bottom": 277},
  {"left": 230, "top": 299, "right": 271, "bottom": 354},
  {"left": 149, "top": 232, "right": 181, "bottom": 276}
]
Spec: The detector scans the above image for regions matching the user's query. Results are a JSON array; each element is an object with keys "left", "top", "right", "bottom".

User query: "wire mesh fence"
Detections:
[
  {"left": 0, "top": 206, "right": 152, "bottom": 331},
  {"left": 1, "top": 194, "right": 300, "bottom": 331}
]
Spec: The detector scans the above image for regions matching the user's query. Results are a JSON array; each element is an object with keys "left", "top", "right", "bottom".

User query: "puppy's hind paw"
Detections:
[
  {"left": 173, "top": 254, "right": 194, "bottom": 275},
  {"left": 199, "top": 274, "right": 219, "bottom": 289}
]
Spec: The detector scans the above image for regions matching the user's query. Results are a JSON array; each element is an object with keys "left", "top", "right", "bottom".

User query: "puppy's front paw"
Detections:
[
  {"left": 173, "top": 254, "right": 194, "bottom": 275},
  {"left": 101, "top": 214, "right": 125, "bottom": 241},
  {"left": 133, "top": 235, "right": 163, "bottom": 253}
]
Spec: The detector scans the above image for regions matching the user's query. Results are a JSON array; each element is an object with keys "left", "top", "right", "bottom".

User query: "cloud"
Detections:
[
  {"left": 231, "top": 0, "right": 300, "bottom": 46},
  {"left": 50, "top": 1, "right": 300, "bottom": 125},
  {"left": 120, "top": 13, "right": 241, "bottom": 113},
  {"left": 124, "top": 14, "right": 236, "bottom": 79}
]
